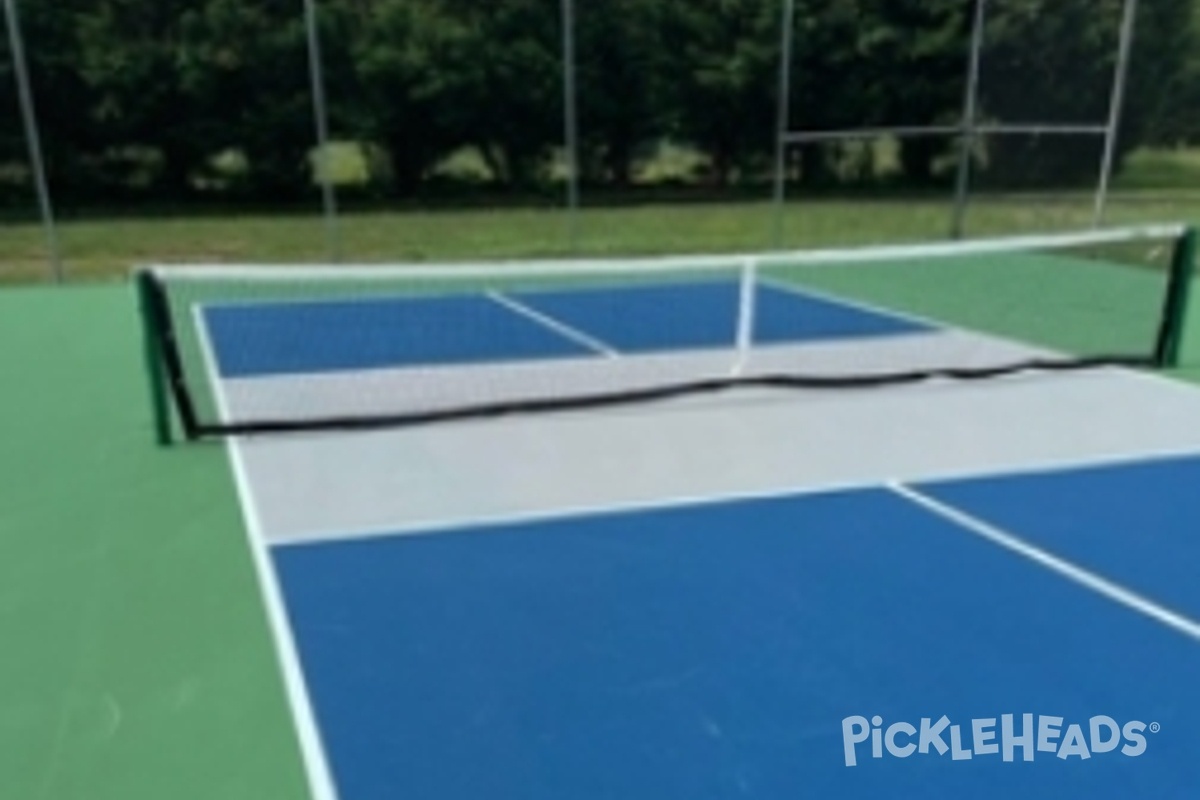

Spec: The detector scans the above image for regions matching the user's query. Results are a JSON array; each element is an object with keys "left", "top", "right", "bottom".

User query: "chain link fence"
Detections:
[{"left": 2, "top": 0, "right": 1192, "bottom": 282}]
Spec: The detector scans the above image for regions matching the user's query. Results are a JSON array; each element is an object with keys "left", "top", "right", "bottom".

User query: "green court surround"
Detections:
[
  {"left": 1, "top": 275, "right": 1196, "bottom": 798},
  {"left": 0, "top": 284, "right": 307, "bottom": 800}
]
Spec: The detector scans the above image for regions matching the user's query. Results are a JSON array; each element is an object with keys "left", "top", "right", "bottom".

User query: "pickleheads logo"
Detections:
[{"left": 842, "top": 714, "right": 1158, "bottom": 767}]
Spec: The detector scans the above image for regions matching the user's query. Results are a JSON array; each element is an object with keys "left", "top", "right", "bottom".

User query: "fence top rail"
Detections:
[{"left": 782, "top": 122, "right": 1110, "bottom": 144}]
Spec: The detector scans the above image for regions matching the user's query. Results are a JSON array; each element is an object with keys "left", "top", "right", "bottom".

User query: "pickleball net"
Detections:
[{"left": 138, "top": 223, "right": 1195, "bottom": 441}]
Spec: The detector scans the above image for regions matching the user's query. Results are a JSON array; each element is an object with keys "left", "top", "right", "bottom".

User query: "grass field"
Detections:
[
  {"left": 1117, "top": 147, "right": 1200, "bottom": 190},
  {"left": 1, "top": 191, "right": 1199, "bottom": 283},
  {"left": 2, "top": 146, "right": 1200, "bottom": 282}
]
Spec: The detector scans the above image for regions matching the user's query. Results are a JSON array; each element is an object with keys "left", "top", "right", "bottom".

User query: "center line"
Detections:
[
  {"left": 487, "top": 290, "right": 620, "bottom": 358},
  {"left": 889, "top": 481, "right": 1200, "bottom": 643}
]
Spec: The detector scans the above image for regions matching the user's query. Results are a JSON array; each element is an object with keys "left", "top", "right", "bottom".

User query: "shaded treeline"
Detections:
[{"left": 0, "top": 0, "right": 1195, "bottom": 205}]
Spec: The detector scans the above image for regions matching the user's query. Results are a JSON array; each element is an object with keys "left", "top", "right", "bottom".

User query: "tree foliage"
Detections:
[{"left": 0, "top": 0, "right": 1195, "bottom": 203}]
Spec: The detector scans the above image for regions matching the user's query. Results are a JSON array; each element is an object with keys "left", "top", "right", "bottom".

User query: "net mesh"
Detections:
[{"left": 141, "top": 223, "right": 1192, "bottom": 439}]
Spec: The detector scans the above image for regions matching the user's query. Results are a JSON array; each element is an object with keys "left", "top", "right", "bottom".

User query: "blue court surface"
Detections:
[
  {"left": 200, "top": 278, "right": 1200, "bottom": 798},
  {"left": 204, "top": 280, "right": 929, "bottom": 377},
  {"left": 266, "top": 455, "right": 1200, "bottom": 800}
]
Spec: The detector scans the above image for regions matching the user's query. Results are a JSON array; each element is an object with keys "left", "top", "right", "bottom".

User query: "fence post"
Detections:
[
  {"left": 304, "top": 0, "right": 340, "bottom": 263},
  {"left": 771, "top": 0, "right": 797, "bottom": 248},
  {"left": 561, "top": 0, "right": 580, "bottom": 252},
  {"left": 3, "top": 0, "right": 63, "bottom": 281},
  {"left": 950, "top": 0, "right": 987, "bottom": 240},
  {"left": 1094, "top": 0, "right": 1139, "bottom": 228}
]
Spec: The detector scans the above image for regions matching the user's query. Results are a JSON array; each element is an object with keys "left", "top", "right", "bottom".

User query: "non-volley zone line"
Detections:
[{"left": 256, "top": 441, "right": 1200, "bottom": 651}]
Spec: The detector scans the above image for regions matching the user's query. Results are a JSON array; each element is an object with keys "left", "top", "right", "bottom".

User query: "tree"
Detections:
[
  {"left": 869, "top": 0, "right": 972, "bottom": 185},
  {"left": 4, "top": 0, "right": 1198, "bottom": 205},
  {"left": 68, "top": 0, "right": 325, "bottom": 200},
  {"left": 1124, "top": 0, "right": 1199, "bottom": 148},
  {"left": 1, "top": 0, "right": 102, "bottom": 201},
  {"left": 428, "top": 0, "right": 564, "bottom": 188},
  {"left": 1, "top": 8, "right": 27, "bottom": 197},
  {"left": 574, "top": 0, "right": 673, "bottom": 186},
  {"left": 182, "top": 0, "right": 323, "bottom": 199},
  {"left": 73, "top": 0, "right": 209, "bottom": 197},
  {"left": 660, "top": 0, "right": 780, "bottom": 186},
  {"left": 348, "top": 0, "right": 463, "bottom": 195},
  {"left": 974, "top": 0, "right": 1193, "bottom": 187}
]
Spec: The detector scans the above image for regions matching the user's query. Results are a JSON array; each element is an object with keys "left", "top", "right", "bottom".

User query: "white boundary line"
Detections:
[
  {"left": 889, "top": 481, "right": 1200, "bottom": 643},
  {"left": 485, "top": 290, "right": 619, "bottom": 358},
  {"left": 268, "top": 444, "right": 1200, "bottom": 549},
  {"left": 192, "top": 307, "right": 340, "bottom": 800}
]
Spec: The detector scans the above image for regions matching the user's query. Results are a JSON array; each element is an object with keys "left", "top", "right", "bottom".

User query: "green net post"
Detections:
[
  {"left": 136, "top": 270, "right": 174, "bottom": 445},
  {"left": 1156, "top": 226, "right": 1198, "bottom": 369}
]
